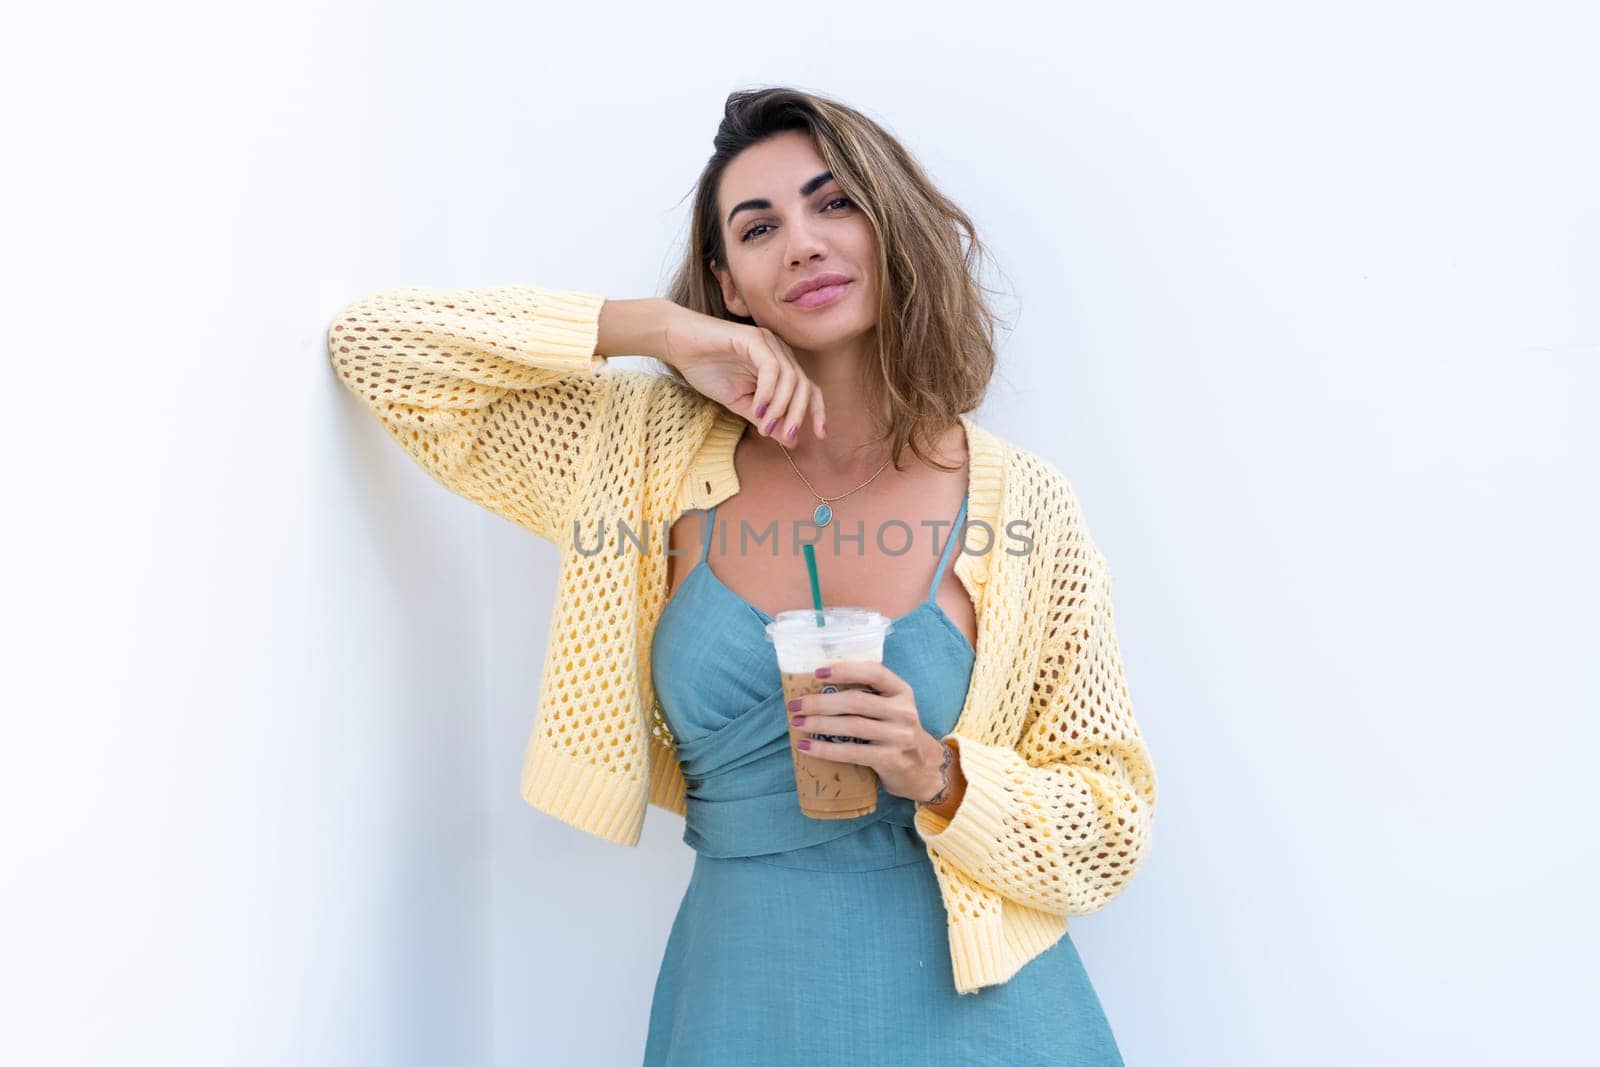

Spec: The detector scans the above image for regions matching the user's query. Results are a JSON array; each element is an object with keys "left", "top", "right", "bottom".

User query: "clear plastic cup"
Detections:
[{"left": 764, "top": 607, "right": 894, "bottom": 819}]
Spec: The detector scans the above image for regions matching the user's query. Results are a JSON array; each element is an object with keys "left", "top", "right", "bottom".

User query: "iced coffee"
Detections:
[{"left": 764, "top": 607, "right": 895, "bottom": 819}]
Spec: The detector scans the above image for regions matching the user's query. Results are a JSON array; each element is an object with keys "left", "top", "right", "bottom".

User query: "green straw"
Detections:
[{"left": 802, "top": 542, "right": 824, "bottom": 627}]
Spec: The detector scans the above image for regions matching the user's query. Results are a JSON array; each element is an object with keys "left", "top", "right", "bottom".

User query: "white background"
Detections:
[{"left": 3, "top": 2, "right": 1595, "bottom": 1064}]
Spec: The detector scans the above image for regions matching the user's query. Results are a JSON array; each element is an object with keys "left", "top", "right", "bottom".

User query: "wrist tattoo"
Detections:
[{"left": 924, "top": 741, "right": 954, "bottom": 807}]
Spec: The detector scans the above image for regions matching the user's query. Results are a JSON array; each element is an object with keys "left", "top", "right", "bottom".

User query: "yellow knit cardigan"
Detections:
[{"left": 327, "top": 283, "right": 1158, "bottom": 995}]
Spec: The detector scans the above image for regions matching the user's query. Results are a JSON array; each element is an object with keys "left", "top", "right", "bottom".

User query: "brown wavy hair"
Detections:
[{"left": 662, "top": 86, "right": 1011, "bottom": 474}]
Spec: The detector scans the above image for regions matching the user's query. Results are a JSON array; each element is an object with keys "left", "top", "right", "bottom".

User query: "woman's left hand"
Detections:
[{"left": 786, "top": 660, "right": 948, "bottom": 804}]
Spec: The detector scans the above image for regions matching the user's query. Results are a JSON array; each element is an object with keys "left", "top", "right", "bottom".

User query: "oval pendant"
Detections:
[{"left": 814, "top": 502, "right": 833, "bottom": 527}]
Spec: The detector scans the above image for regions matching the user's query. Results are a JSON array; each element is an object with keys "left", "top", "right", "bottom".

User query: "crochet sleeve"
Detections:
[
  {"left": 913, "top": 528, "right": 1158, "bottom": 918},
  {"left": 326, "top": 284, "right": 614, "bottom": 542}
]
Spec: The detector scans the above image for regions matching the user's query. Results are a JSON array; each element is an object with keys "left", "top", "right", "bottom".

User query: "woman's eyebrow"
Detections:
[{"left": 726, "top": 170, "right": 835, "bottom": 226}]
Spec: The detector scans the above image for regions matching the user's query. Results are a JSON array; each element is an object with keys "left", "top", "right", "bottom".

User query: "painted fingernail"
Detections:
[
  {"left": 814, "top": 667, "right": 831, "bottom": 678},
  {"left": 790, "top": 715, "right": 805, "bottom": 726},
  {"left": 788, "top": 698, "right": 802, "bottom": 712},
  {"left": 763, "top": 418, "right": 776, "bottom": 435},
  {"left": 797, "top": 739, "right": 812, "bottom": 750},
  {"left": 756, "top": 401, "right": 768, "bottom": 418},
  {"left": 786, "top": 424, "right": 797, "bottom": 441}
]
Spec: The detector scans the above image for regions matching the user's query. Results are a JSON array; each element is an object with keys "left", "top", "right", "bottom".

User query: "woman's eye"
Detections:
[{"left": 739, "top": 198, "right": 854, "bottom": 243}]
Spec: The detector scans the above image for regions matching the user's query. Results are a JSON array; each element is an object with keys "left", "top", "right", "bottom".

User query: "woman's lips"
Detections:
[{"left": 791, "top": 281, "right": 851, "bottom": 309}]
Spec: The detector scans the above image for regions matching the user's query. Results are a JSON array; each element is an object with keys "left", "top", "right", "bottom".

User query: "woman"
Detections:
[{"left": 329, "top": 87, "right": 1157, "bottom": 1065}]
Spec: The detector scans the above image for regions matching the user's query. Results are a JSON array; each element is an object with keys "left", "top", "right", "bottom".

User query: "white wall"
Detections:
[{"left": 5, "top": 2, "right": 1594, "bottom": 1064}]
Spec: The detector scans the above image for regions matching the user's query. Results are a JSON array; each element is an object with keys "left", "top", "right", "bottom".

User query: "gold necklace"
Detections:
[{"left": 778, "top": 443, "right": 890, "bottom": 528}]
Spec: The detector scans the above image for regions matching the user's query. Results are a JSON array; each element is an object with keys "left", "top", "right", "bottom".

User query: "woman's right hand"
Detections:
[{"left": 659, "top": 307, "right": 827, "bottom": 444}]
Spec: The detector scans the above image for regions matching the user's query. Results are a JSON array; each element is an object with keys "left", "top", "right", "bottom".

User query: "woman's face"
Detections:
[{"left": 711, "top": 129, "right": 880, "bottom": 351}]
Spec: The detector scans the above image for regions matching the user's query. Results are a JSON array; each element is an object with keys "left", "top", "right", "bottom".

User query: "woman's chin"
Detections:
[{"left": 778, "top": 312, "right": 876, "bottom": 351}]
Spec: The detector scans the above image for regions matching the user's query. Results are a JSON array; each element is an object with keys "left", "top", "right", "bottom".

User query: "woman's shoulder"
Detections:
[
  {"left": 976, "top": 424, "right": 1112, "bottom": 592},
  {"left": 600, "top": 364, "right": 720, "bottom": 428},
  {"left": 967, "top": 417, "right": 1084, "bottom": 519}
]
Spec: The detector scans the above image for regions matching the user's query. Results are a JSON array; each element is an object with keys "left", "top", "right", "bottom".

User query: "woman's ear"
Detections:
[{"left": 709, "top": 259, "right": 751, "bottom": 319}]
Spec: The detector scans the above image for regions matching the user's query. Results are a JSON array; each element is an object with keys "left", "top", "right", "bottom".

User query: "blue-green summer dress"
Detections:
[{"left": 644, "top": 494, "right": 1124, "bottom": 1066}]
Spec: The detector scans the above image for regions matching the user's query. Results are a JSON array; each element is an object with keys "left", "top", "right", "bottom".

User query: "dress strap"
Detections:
[
  {"left": 926, "top": 495, "right": 969, "bottom": 601},
  {"left": 699, "top": 505, "right": 718, "bottom": 564}
]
